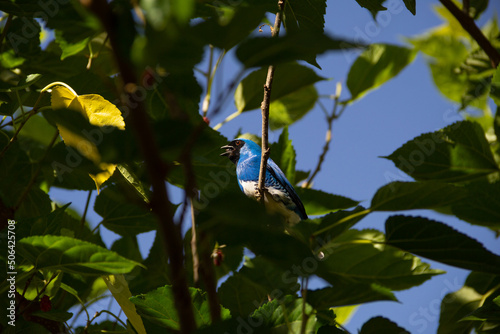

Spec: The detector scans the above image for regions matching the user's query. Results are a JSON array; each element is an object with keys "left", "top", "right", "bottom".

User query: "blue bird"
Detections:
[{"left": 221, "top": 138, "right": 307, "bottom": 224}]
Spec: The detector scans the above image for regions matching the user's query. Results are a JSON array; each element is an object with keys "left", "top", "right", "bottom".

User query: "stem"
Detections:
[
  {"left": 300, "top": 277, "right": 309, "bottom": 334},
  {"left": 199, "top": 232, "right": 221, "bottom": 323},
  {"left": 202, "top": 45, "right": 214, "bottom": 117},
  {"left": 190, "top": 200, "right": 199, "bottom": 284},
  {"left": 257, "top": 0, "right": 286, "bottom": 202},
  {"left": 462, "top": 0, "right": 469, "bottom": 14},
  {"left": 203, "top": 49, "right": 226, "bottom": 118},
  {"left": 439, "top": 0, "right": 500, "bottom": 68},
  {"left": 80, "top": 190, "right": 93, "bottom": 229},
  {"left": 80, "top": 1, "right": 196, "bottom": 332},
  {"left": 213, "top": 110, "right": 242, "bottom": 130}
]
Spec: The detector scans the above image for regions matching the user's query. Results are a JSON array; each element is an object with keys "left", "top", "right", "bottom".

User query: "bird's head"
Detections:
[{"left": 220, "top": 138, "right": 260, "bottom": 164}]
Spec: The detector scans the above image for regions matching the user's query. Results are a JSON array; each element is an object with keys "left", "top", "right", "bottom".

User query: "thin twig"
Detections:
[
  {"left": 257, "top": 0, "right": 286, "bottom": 202},
  {"left": 199, "top": 232, "right": 221, "bottom": 323},
  {"left": 439, "top": 0, "right": 500, "bottom": 68},
  {"left": 80, "top": 190, "right": 93, "bottom": 229},
  {"left": 300, "top": 277, "right": 309, "bottom": 334},
  {"left": 80, "top": 1, "right": 196, "bottom": 333},
  {"left": 190, "top": 200, "right": 199, "bottom": 284},
  {"left": 202, "top": 45, "right": 214, "bottom": 117},
  {"left": 462, "top": 0, "right": 470, "bottom": 14},
  {"left": 303, "top": 84, "right": 344, "bottom": 189}
]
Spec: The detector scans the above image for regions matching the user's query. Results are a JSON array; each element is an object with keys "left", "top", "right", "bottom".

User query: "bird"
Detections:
[{"left": 221, "top": 138, "right": 307, "bottom": 225}]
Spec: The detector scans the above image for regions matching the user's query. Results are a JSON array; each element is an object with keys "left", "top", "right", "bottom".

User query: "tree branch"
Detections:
[
  {"left": 303, "top": 83, "right": 344, "bottom": 189},
  {"left": 257, "top": 0, "right": 286, "bottom": 202},
  {"left": 439, "top": 0, "right": 500, "bottom": 68},
  {"left": 80, "top": 1, "right": 196, "bottom": 333}
]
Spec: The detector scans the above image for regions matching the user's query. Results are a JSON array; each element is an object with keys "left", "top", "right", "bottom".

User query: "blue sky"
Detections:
[{"left": 49, "top": 0, "right": 500, "bottom": 332}]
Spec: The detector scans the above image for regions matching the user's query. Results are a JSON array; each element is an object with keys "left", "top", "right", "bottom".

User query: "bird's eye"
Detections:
[{"left": 235, "top": 140, "right": 242, "bottom": 146}]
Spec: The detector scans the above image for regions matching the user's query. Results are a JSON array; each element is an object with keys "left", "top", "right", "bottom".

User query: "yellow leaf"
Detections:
[
  {"left": 103, "top": 275, "right": 146, "bottom": 334},
  {"left": 90, "top": 163, "right": 117, "bottom": 193},
  {"left": 79, "top": 95, "right": 125, "bottom": 129},
  {"left": 50, "top": 84, "right": 125, "bottom": 192}
]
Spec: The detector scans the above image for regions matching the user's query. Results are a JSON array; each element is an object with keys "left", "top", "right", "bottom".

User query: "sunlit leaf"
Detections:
[
  {"left": 269, "top": 84, "right": 317, "bottom": 130},
  {"left": 103, "top": 275, "right": 146, "bottom": 334},
  {"left": 50, "top": 84, "right": 126, "bottom": 191},
  {"left": 347, "top": 44, "right": 417, "bottom": 101}
]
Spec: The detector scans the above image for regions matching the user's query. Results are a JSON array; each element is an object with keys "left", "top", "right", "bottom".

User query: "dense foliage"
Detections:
[{"left": 0, "top": 0, "right": 499, "bottom": 333}]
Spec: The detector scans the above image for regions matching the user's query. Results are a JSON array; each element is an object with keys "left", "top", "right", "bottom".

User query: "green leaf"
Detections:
[
  {"left": 490, "top": 63, "right": 500, "bottom": 107},
  {"left": 194, "top": 5, "right": 266, "bottom": 50},
  {"left": 198, "top": 190, "right": 314, "bottom": 268},
  {"left": 18, "top": 235, "right": 142, "bottom": 275},
  {"left": 250, "top": 295, "right": 316, "bottom": 333},
  {"left": 307, "top": 284, "right": 396, "bottom": 309},
  {"left": 283, "top": 0, "right": 327, "bottom": 67},
  {"left": 385, "top": 215, "right": 500, "bottom": 274},
  {"left": 347, "top": 44, "right": 417, "bottom": 101},
  {"left": 384, "top": 121, "right": 499, "bottom": 182},
  {"left": 0, "top": 140, "right": 33, "bottom": 208},
  {"left": 15, "top": 187, "right": 52, "bottom": 220},
  {"left": 370, "top": 181, "right": 468, "bottom": 212},
  {"left": 218, "top": 256, "right": 300, "bottom": 316},
  {"left": 468, "top": 0, "right": 489, "bottom": 19},
  {"left": 30, "top": 310, "right": 73, "bottom": 322},
  {"left": 235, "top": 62, "right": 326, "bottom": 113},
  {"left": 284, "top": 0, "right": 326, "bottom": 35},
  {"left": 402, "top": 0, "right": 416, "bottom": 15},
  {"left": 451, "top": 181, "right": 500, "bottom": 228},
  {"left": 129, "top": 234, "right": 172, "bottom": 295},
  {"left": 272, "top": 128, "right": 297, "bottom": 184},
  {"left": 94, "top": 185, "right": 157, "bottom": 236},
  {"left": 55, "top": 30, "right": 91, "bottom": 60},
  {"left": 130, "top": 285, "right": 230, "bottom": 330},
  {"left": 360, "top": 316, "right": 410, "bottom": 334},
  {"left": 438, "top": 286, "right": 481, "bottom": 334},
  {"left": 295, "top": 188, "right": 359, "bottom": 216},
  {"left": 318, "top": 228, "right": 443, "bottom": 290},
  {"left": 269, "top": 84, "right": 318, "bottom": 130},
  {"left": 311, "top": 206, "right": 369, "bottom": 246},
  {"left": 354, "top": 0, "right": 386, "bottom": 19},
  {"left": 408, "top": 33, "right": 468, "bottom": 64},
  {"left": 236, "top": 32, "right": 361, "bottom": 69}
]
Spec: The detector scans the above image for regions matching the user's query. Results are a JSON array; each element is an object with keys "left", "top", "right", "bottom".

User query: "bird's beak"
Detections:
[{"left": 220, "top": 145, "right": 234, "bottom": 157}]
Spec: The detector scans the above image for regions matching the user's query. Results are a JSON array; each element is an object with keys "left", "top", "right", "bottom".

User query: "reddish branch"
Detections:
[
  {"left": 257, "top": 0, "right": 286, "bottom": 202},
  {"left": 80, "top": 1, "right": 196, "bottom": 332},
  {"left": 439, "top": 0, "right": 500, "bottom": 68}
]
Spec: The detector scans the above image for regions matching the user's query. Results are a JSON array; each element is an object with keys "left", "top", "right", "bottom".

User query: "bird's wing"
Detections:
[{"left": 266, "top": 159, "right": 308, "bottom": 220}]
